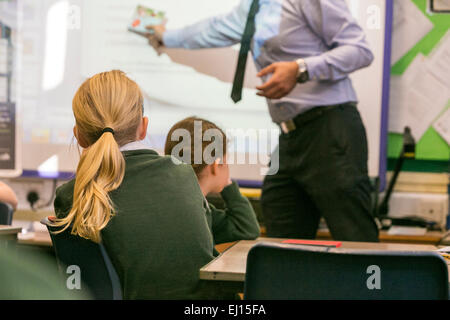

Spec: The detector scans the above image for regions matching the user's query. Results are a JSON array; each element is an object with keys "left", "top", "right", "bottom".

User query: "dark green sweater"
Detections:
[
  {"left": 0, "top": 246, "right": 89, "bottom": 300},
  {"left": 54, "top": 149, "right": 259, "bottom": 300},
  {"left": 55, "top": 149, "right": 215, "bottom": 300},
  {"left": 205, "top": 181, "right": 260, "bottom": 246}
]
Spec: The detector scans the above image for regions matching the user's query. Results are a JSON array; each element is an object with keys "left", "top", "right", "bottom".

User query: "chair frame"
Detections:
[
  {"left": 41, "top": 217, "right": 122, "bottom": 300},
  {"left": 244, "top": 242, "right": 449, "bottom": 300},
  {"left": 0, "top": 202, "right": 14, "bottom": 225}
]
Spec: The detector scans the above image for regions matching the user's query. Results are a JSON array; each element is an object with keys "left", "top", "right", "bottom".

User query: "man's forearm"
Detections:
[
  {"left": 303, "top": 44, "right": 374, "bottom": 82},
  {"left": 163, "top": 19, "right": 223, "bottom": 49},
  {"left": 163, "top": 1, "right": 249, "bottom": 49}
]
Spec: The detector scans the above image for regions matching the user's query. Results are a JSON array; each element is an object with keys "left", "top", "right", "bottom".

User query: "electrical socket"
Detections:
[
  {"left": 18, "top": 181, "right": 46, "bottom": 210},
  {"left": 3, "top": 178, "right": 54, "bottom": 211}
]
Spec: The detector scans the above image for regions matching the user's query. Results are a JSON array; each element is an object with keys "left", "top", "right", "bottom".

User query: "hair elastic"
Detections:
[{"left": 102, "top": 127, "right": 115, "bottom": 135}]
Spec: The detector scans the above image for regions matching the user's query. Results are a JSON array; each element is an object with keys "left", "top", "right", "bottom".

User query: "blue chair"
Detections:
[
  {"left": 41, "top": 217, "right": 122, "bottom": 300},
  {"left": 0, "top": 202, "right": 14, "bottom": 225},
  {"left": 244, "top": 242, "right": 449, "bottom": 300}
]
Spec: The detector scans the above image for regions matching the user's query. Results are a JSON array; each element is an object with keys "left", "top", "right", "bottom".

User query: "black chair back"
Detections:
[
  {"left": 0, "top": 202, "right": 14, "bottom": 225},
  {"left": 244, "top": 242, "right": 449, "bottom": 300},
  {"left": 41, "top": 217, "right": 122, "bottom": 300}
]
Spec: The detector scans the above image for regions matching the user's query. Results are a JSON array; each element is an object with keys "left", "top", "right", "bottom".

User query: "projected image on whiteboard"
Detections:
[
  {"left": 9, "top": 0, "right": 390, "bottom": 182},
  {"left": 81, "top": 0, "right": 274, "bottom": 154}
]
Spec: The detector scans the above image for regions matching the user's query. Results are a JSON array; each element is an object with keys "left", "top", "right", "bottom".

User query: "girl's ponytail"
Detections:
[
  {"left": 54, "top": 70, "right": 143, "bottom": 243},
  {"left": 55, "top": 130, "right": 124, "bottom": 242}
]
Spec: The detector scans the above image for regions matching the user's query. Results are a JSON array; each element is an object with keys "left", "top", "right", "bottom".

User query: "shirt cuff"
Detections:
[
  {"left": 162, "top": 29, "right": 183, "bottom": 48},
  {"left": 303, "top": 55, "right": 327, "bottom": 81}
]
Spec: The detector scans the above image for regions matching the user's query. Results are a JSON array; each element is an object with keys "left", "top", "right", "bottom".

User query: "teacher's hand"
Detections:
[
  {"left": 256, "top": 61, "right": 299, "bottom": 100},
  {"left": 146, "top": 23, "right": 166, "bottom": 52}
]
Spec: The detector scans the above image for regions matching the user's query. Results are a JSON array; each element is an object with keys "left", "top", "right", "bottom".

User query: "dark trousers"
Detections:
[{"left": 261, "top": 103, "right": 379, "bottom": 242}]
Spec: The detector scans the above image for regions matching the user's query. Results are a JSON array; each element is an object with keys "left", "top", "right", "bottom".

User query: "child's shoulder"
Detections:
[
  {"left": 54, "top": 179, "right": 75, "bottom": 218},
  {"left": 125, "top": 149, "right": 185, "bottom": 166},
  {"left": 155, "top": 155, "right": 200, "bottom": 186},
  {"left": 55, "top": 179, "right": 75, "bottom": 199},
  {"left": 126, "top": 151, "right": 196, "bottom": 177}
]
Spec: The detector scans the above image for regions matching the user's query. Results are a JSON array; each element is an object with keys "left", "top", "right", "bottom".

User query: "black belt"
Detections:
[{"left": 279, "top": 102, "right": 357, "bottom": 134}]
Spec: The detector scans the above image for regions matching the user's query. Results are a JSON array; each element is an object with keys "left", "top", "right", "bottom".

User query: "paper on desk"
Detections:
[
  {"left": 387, "top": 226, "right": 427, "bottom": 236},
  {"left": 437, "top": 246, "right": 450, "bottom": 253},
  {"left": 32, "top": 221, "right": 47, "bottom": 232},
  {"left": 433, "top": 107, "right": 450, "bottom": 145},
  {"left": 436, "top": 244, "right": 450, "bottom": 264}
]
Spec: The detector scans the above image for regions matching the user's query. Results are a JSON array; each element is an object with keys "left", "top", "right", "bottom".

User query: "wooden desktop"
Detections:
[
  {"left": 10, "top": 224, "right": 448, "bottom": 249},
  {"left": 200, "top": 238, "right": 447, "bottom": 285}
]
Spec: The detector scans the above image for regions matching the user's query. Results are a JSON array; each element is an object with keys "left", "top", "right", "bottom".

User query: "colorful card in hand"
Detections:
[
  {"left": 282, "top": 240, "right": 342, "bottom": 248},
  {"left": 128, "top": 5, "right": 165, "bottom": 34}
]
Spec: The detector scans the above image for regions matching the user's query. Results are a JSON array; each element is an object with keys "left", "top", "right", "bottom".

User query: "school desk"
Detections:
[
  {"left": 15, "top": 226, "right": 236, "bottom": 255},
  {"left": 12, "top": 221, "right": 448, "bottom": 250},
  {"left": 199, "top": 238, "right": 445, "bottom": 287},
  {"left": 17, "top": 229, "right": 52, "bottom": 247},
  {"left": 0, "top": 225, "right": 22, "bottom": 249},
  {"left": 0, "top": 225, "right": 22, "bottom": 241},
  {"left": 258, "top": 226, "right": 447, "bottom": 246},
  {"left": 316, "top": 229, "right": 446, "bottom": 245}
]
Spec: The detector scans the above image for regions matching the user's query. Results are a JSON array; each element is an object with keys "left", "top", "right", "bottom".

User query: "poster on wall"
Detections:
[
  {"left": 388, "top": 0, "right": 450, "bottom": 161},
  {"left": 430, "top": 0, "right": 450, "bottom": 13}
]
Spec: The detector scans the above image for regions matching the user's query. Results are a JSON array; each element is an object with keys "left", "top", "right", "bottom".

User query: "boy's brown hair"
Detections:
[{"left": 164, "top": 117, "right": 227, "bottom": 176}]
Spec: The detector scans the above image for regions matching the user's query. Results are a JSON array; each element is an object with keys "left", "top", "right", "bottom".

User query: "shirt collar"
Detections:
[
  {"left": 119, "top": 140, "right": 153, "bottom": 152},
  {"left": 203, "top": 195, "right": 211, "bottom": 213}
]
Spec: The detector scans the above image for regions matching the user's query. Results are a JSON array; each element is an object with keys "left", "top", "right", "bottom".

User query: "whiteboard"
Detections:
[{"left": 6, "top": 0, "right": 391, "bottom": 182}]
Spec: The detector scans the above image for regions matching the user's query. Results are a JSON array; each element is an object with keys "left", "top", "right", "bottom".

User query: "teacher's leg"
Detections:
[
  {"left": 261, "top": 154, "right": 321, "bottom": 239},
  {"left": 296, "top": 104, "right": 379, "bottom": 242}
]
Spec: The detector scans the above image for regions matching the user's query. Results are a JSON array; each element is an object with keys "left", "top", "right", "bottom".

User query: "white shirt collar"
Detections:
[
  {"left": 203, "top": 196, "right": 211, "bottom": 213},
  {"left": 119, "top": 140, "right": 153, "bottom": 152}
]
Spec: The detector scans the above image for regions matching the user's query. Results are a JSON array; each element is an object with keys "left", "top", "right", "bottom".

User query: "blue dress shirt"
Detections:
[{"left": 163, "top": 0, "right": 374, "bottom": 123}]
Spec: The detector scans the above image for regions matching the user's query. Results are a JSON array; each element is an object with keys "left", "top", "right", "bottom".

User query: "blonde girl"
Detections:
[{"left": 54, "top": 70, "right": 217, "bottom": 299}]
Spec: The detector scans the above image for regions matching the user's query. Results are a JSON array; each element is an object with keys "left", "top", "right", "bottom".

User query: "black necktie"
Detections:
[{"left": 231, "top": 0, "right": 260, "bottom": 103}]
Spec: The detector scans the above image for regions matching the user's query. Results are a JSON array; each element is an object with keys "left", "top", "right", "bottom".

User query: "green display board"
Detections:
[{"left": 388, "top": 0, "right": 449, "bottom": 172}]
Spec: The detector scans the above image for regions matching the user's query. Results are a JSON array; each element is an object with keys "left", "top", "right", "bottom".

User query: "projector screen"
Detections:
[{"left": 2, "top": 0, "right": 391, "bottom": 182}]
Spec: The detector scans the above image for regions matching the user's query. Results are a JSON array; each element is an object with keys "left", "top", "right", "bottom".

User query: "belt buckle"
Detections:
[{"left": 280, "top": 119, "right": 296, "bottom": 134}]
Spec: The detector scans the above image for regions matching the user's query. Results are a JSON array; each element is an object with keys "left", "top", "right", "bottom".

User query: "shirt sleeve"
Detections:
[
  {"left": 300, "top": 0, "right": 374, "bottom": 82},
  {"left": 163, "top": 0, "right": 251, "bottom": 49},
  {"left": 210, "top": 181, "right": 260, "bottom": 245}
]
